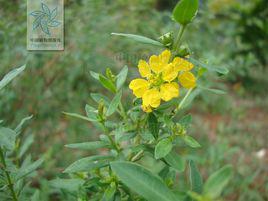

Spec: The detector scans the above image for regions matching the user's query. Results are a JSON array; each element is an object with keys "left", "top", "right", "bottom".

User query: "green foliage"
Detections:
[{"left": 172, "top": 0, "right": 198, "bottom": 25}]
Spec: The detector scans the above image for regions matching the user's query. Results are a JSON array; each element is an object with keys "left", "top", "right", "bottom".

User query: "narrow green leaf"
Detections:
[
  {"left": 204, "top": 165, "right": 233, "bottom": 199},
  {"left": 18, "top": 134, "right": 34, "bottom": 158},
  {"left": 63, "top": 112, "right": 98, "bottom": 122},
  {"left": 155, "top": 138, "right": 173, "bottom": 159},
  {"left": 111, "top": 33, "right": 164, "bottom": 47},
  {"left": 102, "top": 182, "right": 116, "bottom": 201},
  {"left": 90, "top": 71, "right": 100, "bottom": 80},
  {"left": 15, "top": 115, "right": 33, "bottom": 134},
  {"left": 107, "top": 90, "right": 122, "bottom": 116},
  {"left": 15, "top": 158, "right": 44, "bottom": 181},
  {"left": 64, "top": 155, "right": 112, "bottom": 173},
  {"left": 198, "top": 86, "right": 226, "bottom": 95},
  {"left": 116, "top": 65, "right": 128, "bottom": 89},
  {"left": 189, "top": 58, "right": 229, "bottom": 75},
  {"left": 85, "top": 105, "right": 98, "bottom": 121},
  {"left": 172, "top": 0, "right": 199, "bottom": 25},
  {"left": 0, "top": 127, "right": 16, "bottom": 150},
  {"left": 184, "top": 135, "right": 201, "bottom": 148},
  {"left": 99, "top": 75, "right": 116, "bottom": 93},
  {"left": 0, "top": 65, "right": 26, "bottom": 90},
  {"left": 49, "top": 178, "right": 84, "bottom": 192},
  {"left": 164, "top": 151, "right": 186, "bottom": 172},
  {"left": 90, "top": 93, "right": 110, "bottom": 107},
  {"left": 111, "top": 161, "right": 177, "bottom": 201},
  {"left": 65, "top": 141, "right": 109, "bottom": 150},
  {"left": 148, "top": 113, "right": 159, "bottom": 139},
  {"left": 189, "top": 160, "right": 203, "bottom": 194}
]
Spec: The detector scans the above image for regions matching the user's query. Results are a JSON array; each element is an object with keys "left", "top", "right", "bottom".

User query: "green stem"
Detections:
[
  {"left": 0, "top": 148, "right": 18, "bottom": 201},
  {"left": 172, "top": 25, "right": 186, "bottom": 57},
  {"left": 174, "top": 88, "right": 193, "bottom": 114},
  {"left": 100, "top": 121, "right": 120, "bottom": 153},
  {"left": 119, "top": 102, "right": 127, "bottom": 121}
]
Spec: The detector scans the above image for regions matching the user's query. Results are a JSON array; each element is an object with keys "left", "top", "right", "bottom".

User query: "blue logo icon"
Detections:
[{"left": 29, "top": 3, "right": 61, "bottom": 36}]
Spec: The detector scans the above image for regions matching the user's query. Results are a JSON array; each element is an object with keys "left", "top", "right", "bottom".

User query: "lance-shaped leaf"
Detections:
[
  {"left": 15, "top": 115, "right": 33, "bottom": 134},
  {"left": 204, "top": 165, "right": 233, "bottom": 199},
  {"left": 49, "top": 178, "right": 84, "bottom": 192},
  {"left": 189, "top": 160, "right": 203, "bottom": 194},
  {"left": 99, "top": 75, "right": 116, "bottom": 93},
  {"left": 198, "top": 86, "right": 226, "bottom": 95},
  {"left": 111, "top": 33, "right": 164, "bottom": 47},
  {"left": 63, "top": 112, "right": 98, "bottom": 122},
  {"left": 90, "top": 93, "right": 110, "bottom": 107},
  {"left": 18, "top": 134, "right": 34, "bottom": 158},
  {"left": 183, "top": 135, "right": 201, "bottom": 148},
  {"left": 15, "top": 158, "right": 44, "bottom": 181},
  {"left": 65, "top": 141, "right": 109, "bottom": 150},
  {"left": 173, "top": 0, "right": 199, "bottom": 25},
  {"left": 102, "top": 182, "right": 116, "bottom": 201},
  {"left": 164, "top": 151, "right": 185, "bottom": 172},
  {"left": 189, "top": 58, "right": 229, "bottom": 75},
  {"left": 0, "top": 65, "right": 26, "bottom": 90},
  {"left": 111, "top": 161, "right": 178, "bottom": 201},
  {"left": 64, "top": 155, "right": 112, "bottom": 173},
  {"left": 179, "top": 114, "right": 192, "bottom": 129},
  {"left": 155, "top": 138, "right": 173, "bottom": 159},
  {"left": 0, "top": 127, "right": 16, "bottom": 150},
  {"left": 116, "top": 65, "right": 128, "bottom": 89},
  {"left": 148, "top": 113, "right": 159, "bottom": 139},
  {"left": 107, "top": 90, "right": 122, "bottom": 116}
]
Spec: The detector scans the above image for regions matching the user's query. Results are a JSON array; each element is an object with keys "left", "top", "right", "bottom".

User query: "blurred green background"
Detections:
[{"left": 0, "top": 0, "right": 267, "bottom": 200}]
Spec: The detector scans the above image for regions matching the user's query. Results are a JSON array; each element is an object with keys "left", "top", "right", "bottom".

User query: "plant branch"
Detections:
[
  {"left": 0, "top": 147, "right": 18, "bottom": 201},
  {"left": 172, "top": 25, "right": 186, "bottom": 57}
]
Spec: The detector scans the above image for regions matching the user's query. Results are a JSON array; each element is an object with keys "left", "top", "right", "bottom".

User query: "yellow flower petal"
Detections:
[
  {"left": 142, "top": 88, "right": 161, "bottom": 108},
  {"left": 159, "top": 49, "right": 171, "bottom": 64},
  {"left": 160, "top": 82, "right": 179, "bottom": 101},
  {"left": 162, "top": 64, "right": 178, "bottom": 82},
  {"left": 138, "top": 60, "right": 151, "bottom": 78},
  {"left": 129, "top": 79, "right": 149, "bottom": 98},
  {"left": 172, "top": 57, "right": 194, "bottom": 71},
  {"left": 141, "top": 105, "right": 152, "bottom": 113},
  {"left": 178, "top": 72, "right": 196, "bottom": 89},
  {"left": 149, "top": 55, "right": 162, "bottom": 73}
]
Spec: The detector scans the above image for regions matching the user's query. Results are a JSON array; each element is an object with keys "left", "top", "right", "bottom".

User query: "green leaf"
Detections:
[
  {"left": 15, "top": 158, "right": 44, "bottom": 181},
  {"left": 189, "top": 160, "right": 203, "bottom": 194},
  {"left": 111, "top": 161, "right": 177, "bottom": 201},
  {"left": 63, "top": 112, "right": 98, "bottom": 122},
  {"left": 18, "top": 134, "right": 34, "bottom": 158},
  {"left": 15, "top": 115, "right": 33, "bottom": 134},
  {"left": 111, "top": 33, "right": 164, "bottom": 47},
  {"left": 0, "top": 65, "right": 26, "bottom": 90},
  {"left": 65, "top": 141, "right": 109, "bottom": 150},
  {"left": 64, "top": 155, "right": 112, "bottom": 173},
  {"left": 107, "top": 90, "right": 122, "bottom": 116},
  {"left": 204, "top": 165, "right": 233, "bottom": 199},
  {"left": 198, "top": 86, "right": 226, "bottom": 95},
  {"left": 85, "top": 105, "right": 98, "bottom": 121},
  {"left": 90, "top": 93, "right": 110, "bottom": 107},
  {"left": 184, "top": 135, "right": 201, "bottom": 148},
  {"left": 99, "top": 75, "right": 116, "bottom": 93},
  {"left": 164, "top": 151, "right": 185, "bottom": 172},
  {"left": 116, "top": 65, "right": 128, "bottom": 89},
  {"left": 90, "top": 71, "right": 100, "bottom": 80},
  {"left": 189, "top": 58, "right": 229, "bottom": 75},
  {"left": 172, "top": 0, "right": 199, "bottom": 25},
  {"left": 31, "top": 189, "right": 40, "bottom": 201},
  {"left": 102, "top": 182, "right": 116, "bottom": 201},
  {"left": 179, "top": 114, "right": 192, "bottom": 129},
  {"left": 49, "top": 178, "right": 84, "bottom": 192},
  {"left": 0, "top": 127, "right": 16, "bottom": 150},
  {"left": 148, "top": 113, "right": 159, "bottom": 139},
  {"left": 155, "top": 138, "right": 173, "bottom": 159}
]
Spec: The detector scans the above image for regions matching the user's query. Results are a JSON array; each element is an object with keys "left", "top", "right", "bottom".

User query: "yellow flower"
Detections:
[{"left": 129, "top": 49, "right": 196, "bottom": 112}]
